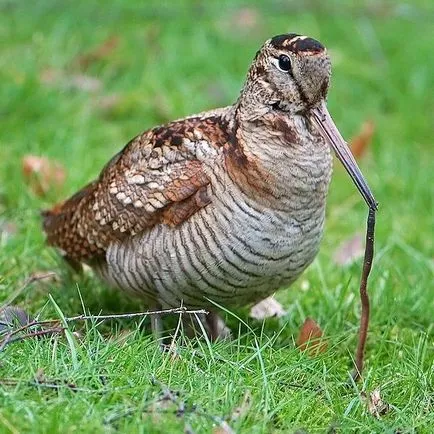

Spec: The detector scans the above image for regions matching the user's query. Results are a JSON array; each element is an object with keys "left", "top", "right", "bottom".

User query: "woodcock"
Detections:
[{"left": 43, "top": 34, "right": 377, "bottom": 339}]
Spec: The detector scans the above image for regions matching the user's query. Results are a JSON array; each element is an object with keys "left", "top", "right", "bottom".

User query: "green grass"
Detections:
[{"left": 1, "top": 0, "right": 433, "bottom": 432}]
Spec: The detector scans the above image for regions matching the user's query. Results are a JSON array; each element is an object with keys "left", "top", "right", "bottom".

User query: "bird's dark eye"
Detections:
[{"left": 278, "top": 54, "right": 291, "bottom": 72}]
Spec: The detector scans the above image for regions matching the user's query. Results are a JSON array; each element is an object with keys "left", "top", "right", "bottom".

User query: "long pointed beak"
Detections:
[{"left": 311, "top": 101, "right": 378, "bottom": 211}]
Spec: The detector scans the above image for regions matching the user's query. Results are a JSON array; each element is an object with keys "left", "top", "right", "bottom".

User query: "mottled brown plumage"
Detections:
[
  {"left": 43, "top": 34, "right": 376, "bottom": 339},
  {"left": 43, "top": 116, "right": 226, "bottom": 261}
]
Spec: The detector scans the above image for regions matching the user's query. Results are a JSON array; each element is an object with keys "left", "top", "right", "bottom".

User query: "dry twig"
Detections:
[
  {"left": 38, "top": 307, "right": 208, "bottom": 326},
  {"left": 0, "top": 307, "right": 208, "bottom": 351},
  {"left": 0, "top": 326, "right": 64, "bottom": 352}
]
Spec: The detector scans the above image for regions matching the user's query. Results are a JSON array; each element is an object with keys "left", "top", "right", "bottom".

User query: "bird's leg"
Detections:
[
  {"left": 182, "top": 312, "right": 207, "bottom": 339},
  {"left": 206, "top": 311, "right": 231, "bottom": 341},
  {"left": 181, "top": 311, "right": 230, "bottom": 341},
  {"left": 150, "top": 303, "right": 163, "bottom": 343}
]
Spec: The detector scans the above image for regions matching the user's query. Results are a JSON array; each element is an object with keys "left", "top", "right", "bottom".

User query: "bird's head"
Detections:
[
  {"left": 248, "top": 33, "right": 331, "bottom": 113},
  {"left": 238, "top": 33, "right": 378, "bottom": 210}
]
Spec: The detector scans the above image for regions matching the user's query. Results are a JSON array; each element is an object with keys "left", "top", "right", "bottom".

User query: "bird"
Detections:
[{"left": 42, "top": 33, "right": 376, "bottom": 340}]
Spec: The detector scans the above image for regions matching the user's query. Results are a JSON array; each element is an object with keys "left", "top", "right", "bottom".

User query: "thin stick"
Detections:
[
  {"left": 353, "top": 208, "right": 376, "bottom": 381},
  {"left": 39, "top": 307, "right": 208, "bottom": 325},
  {"left": 3, "top": 328, "right": 64, "bottom": 345},
  {"left": 0, "top": 319, "right": 47, "bottom": 352},
  {"left": 0, "top": 327, "right": 64, "bottom": 351},
  {"left": 0, "top": 307, "right": 208, "bottom": 351}
]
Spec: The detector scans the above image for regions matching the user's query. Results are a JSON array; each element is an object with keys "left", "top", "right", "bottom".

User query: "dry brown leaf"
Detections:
[
  {"left": 67, "top": 74, "right": 102, "bottom": 92},
  {"left": 147, "top": 388, "right": 181, "bottom": 424},
  {"left": 22, "top": 155, "right": 66, "bottom": 196},
  {"left": 218, "top": 7, "right": 262, "bottom": 37},
  {"left": 0, "top": 220, "right": 17, "bottom": 241},
  {"left": 333, "top": 233, "right": 364, "bottom": 266},
  {"left": 230, "top": 390, "right": 252, "bottom": 422},
  {"left": 35, "top": 368, "right": 46, "bottom": 383},
  {"left": 231, "top": 7, "right": 260, "bottom": 31},
  {"left": 212, "top": 421, "right": 235, "bottom": 434},
  {"left": 350, "top": 120, "right": 375, "bottom": 159},
  {"left": 366, "top": 388, "right": 390, "bottom": 418},
  {"left": 0, "top": 306, "right": 34, "bottom": 334},
  {"left": 249, "top": 296, "right": 286, "bottom": 320},
  {"left": 95, "top": 94, "right": 121, "bottom": 111},
  {"left": 33, "top": 368, "right": 78, "bottom": 391},
  {"left": 39, "top": 68, "right": 62, "bottom": 85},
  {"left": 74, "top": 36, "right": 119, "bottom": 69},
  {"left": 296, "top": 318, "right": 327, "bottom": 355},
  {"left": 39, "top": 69, "right": 102, "bottom": 92}
]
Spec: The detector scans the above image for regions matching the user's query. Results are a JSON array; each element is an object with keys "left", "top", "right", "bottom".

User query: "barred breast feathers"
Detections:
[{"left": 42, "top": 100, "right": 331, "bottom": 262}]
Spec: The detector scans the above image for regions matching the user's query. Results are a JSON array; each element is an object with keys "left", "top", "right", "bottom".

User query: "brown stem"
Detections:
[
  {"left": 352, "top": 208, "right": 376, "bottom": 381},
  {"left": 0, "top": 320, "right": 46, "bottom": 351},
  {"left": 0, "top": 327, "right": 64, "bottom": 351}
]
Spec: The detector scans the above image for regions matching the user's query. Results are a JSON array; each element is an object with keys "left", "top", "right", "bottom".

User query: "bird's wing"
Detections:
[{"left": 42, "top": 112, "right": 232, "bottom": 262}]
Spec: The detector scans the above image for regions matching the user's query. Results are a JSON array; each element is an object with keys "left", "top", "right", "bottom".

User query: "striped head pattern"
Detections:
[{"left": 243, "top": 33, "right": 332, "bottom": 115}]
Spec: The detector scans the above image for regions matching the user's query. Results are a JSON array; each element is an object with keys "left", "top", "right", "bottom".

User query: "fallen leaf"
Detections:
[
  {"left": 22, "top": 155, "right": 66, "bottom": 196},
  {"left": 212, "top": 421, "right": 235, "bottom": 434},
  {"left": 296, "top": 318, "right": 327, "bottom": 355},
  {"left": 0, "top": 306, "right": 34, "bottom": 334},
  {"left": 35, "top": 367, "right": 46, "bottom": 383},
  {"left": 66, "top": 74, "right": 102, "bottom": 92},
  {"left": 39, "top": 68, "right": 62, "bottom": 85},
  {"left": 72, "top": 330, "right": 84, "bottom": 340},
  {"left": 349, "top": 120, "right": 375, "bottom": 159},
  {"left": 231, "top": 7, "right": 260, "bottom": 31},
  {"left": 218, "top": 7, "right": 262, "bottom": 37},
  {"left": 249, "top": 296, "right": 286, "bottom": 320},
  {"left": 0, "top": 220, "right": 17, "bottom": 242},
  {"left": 333, "top": 233, "right": 364, "bottom": 266},
  {"left": 230, "top": 390, "right": 252, "bottom": 422},
  {"left": 366, "top": 388, "right": 390, "bottom": 418},
  {"left": 33, "top": 368, "right": 78, "bottom": 391},
  {"left": 95, "top": 94, "right": 121, "bottom": 111},
  {"left": 74, "top": 36, "right": 119, "bottom": 69},
  {"left": 148, "top": 388, "right": 181, "bottom": 423},
  {"left": 39, "top": 69, "right": 102, "bottom": 92}
]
